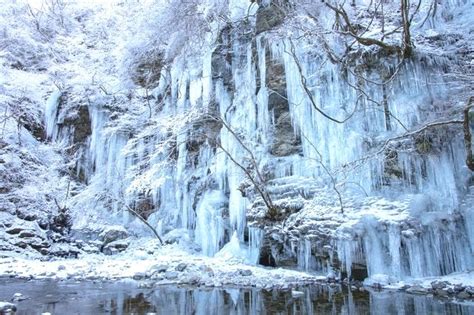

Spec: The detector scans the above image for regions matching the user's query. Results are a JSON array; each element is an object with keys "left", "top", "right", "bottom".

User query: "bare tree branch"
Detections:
[
  {"left": 300, "top": 132, "right": 344, "bottom": 214},
  {"left": 323, "top": 1, "right": 402, "bottom": 54},
  {"left": 98, "top": 194, "right": 164, "bottom": 246},
  {"left": 123, "top": 202, "right": 164, "bottom": 245},
  {"left": 205, "top": 114, "right": 277, "bottom": 217},
  {"left": 286, "top": 39, "right": 359, "bottom": 124}
]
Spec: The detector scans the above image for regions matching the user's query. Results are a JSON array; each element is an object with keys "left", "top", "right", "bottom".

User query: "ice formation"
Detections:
[{"left": 43, "top": 0, "right": 473, "bottom": 283}]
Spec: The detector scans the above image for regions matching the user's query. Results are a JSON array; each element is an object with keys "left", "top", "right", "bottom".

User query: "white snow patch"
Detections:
[{"left": 0, "top": 240, "right": 326, "bottom": 289}]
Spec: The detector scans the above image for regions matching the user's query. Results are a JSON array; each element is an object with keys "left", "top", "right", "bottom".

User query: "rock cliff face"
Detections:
[{"left": 15, "top": 0, "right": 473, "bottom": 283}]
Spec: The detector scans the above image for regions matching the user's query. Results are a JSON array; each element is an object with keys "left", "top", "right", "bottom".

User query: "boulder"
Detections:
[
  {"left": 5, "top": 227, "right": 22, "bottom": 235},
  {"left": 150, "top": 273, "right": 164, "bottom": 281},
  {"left": 187, "top": 275, "right": 201, "bottom": 285},
  {"left": 102, "top": 239, "right": 129, "bottom": 255},
  {"left": 165, "top": 271, "right": 178, "bottom": 280},
  {"left": 0, "top": 302, "right": 16, "bottom": 313},
  {"left": 453, "top": 284, "right": 465, "bottom": 293},
  {"left": 99, "top": 226, "right": 129, "bottom": 245},
  {"left": 21, "top": 236, "right": 49, "bottom": 251},
  {"left": 175, "top": 263, "right": 187, "bottom": 272},
  {"left": 11, "top": 293, "right": 26, "bottom": 302},
  {"left": 431, "top": 280, "right": 449, "bottom": 290},
  {"left": 151, "top": 264, "right": 168, "bottom": 273},
  {"left": 48, "top": 243, "right": 80, "bottom": 258},
  {"left": 434, "top": 289, "right": 449, "bottom": 297},
  {"left": 12, "top": 240, "right": 28, "bottom": 249},
  {"left": 457, "top": 291, "right": 471, "bottom": 299},
  {"left": 406, "top": 286, "right": 429, "bottom": 294},
  {"left": 465, "top": 286, "right": 474, "bottom": 295},
  {"left": 18, "top": 230, "right": 37, "bottom": 238},
  {"left": 133, "top": 272, "right": 147, "bottom": 280},
  {"left": 82, "top": 240, "right": 102, "bottom": 254},
  {"left": 238, "top": 269, "right": 253, "bottom": 276}
]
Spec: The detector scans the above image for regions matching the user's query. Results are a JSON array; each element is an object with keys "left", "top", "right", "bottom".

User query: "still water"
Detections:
[{"left": 0, "top": 279, "right": 472, "bottom": 314}]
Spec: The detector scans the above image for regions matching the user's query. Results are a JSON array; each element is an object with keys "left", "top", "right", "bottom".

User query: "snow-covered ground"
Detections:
[
  {"left": 0, "top": 239, "right": 325, "bottom": 290},
  {"left": 0, "top": 237, "right": 472, "bottom": 301}
]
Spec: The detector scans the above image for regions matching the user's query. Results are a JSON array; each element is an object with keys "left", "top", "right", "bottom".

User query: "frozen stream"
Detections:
[{"left": 0, "top": 279, "right": 473, "bottom": 315}]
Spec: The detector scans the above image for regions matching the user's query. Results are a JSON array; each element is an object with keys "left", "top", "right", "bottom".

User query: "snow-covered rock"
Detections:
[
  {"left": 102, "top": 239, "right": 130, "bottom": 256},
  {"left": 0, "top": 301, "right": 16, "bottom": 313},
  {"left": 99, "top": 226, "right": 129, "bottom": 245}
]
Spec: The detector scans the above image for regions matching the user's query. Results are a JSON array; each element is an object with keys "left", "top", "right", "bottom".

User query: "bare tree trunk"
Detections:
[
  {"left": 97, "top": 191, "right": 163, "bottom": 245},
  {"left": 208, "top": 115, "right": 277, "bottom": 218},
  {"left": 382, "top": 84, "right": 391, "bottom": 131},
  {"left": 401, "top": 0, "right": 412, "bottom": 57},
  {"left": 464, "top": 97, "right": 474, "bottom": 171},
  {"left": 123, "top": 202, "right": 164, "bottom": 245},
  {"left": 145, "top": 87, "right": 152, "bottom": 119},
  {"left": 381, "top": 1, "right": 385, "bottom": 36}
]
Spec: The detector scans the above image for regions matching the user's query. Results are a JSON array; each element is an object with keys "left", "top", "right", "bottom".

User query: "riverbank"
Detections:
[
  {"left": 0, "top": 242, "right": 325, "bottom": 290},
  {"left": 1, "top": 239, "right": 473, "bottom": 302}
]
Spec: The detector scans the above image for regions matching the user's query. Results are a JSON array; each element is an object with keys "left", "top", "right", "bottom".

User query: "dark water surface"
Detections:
[{"left": 0, "top": 278, "right": 472, "bottom": 314}]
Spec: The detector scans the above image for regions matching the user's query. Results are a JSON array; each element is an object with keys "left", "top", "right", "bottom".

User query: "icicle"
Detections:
[
  {"left": 195, "top": 190, "right": 226, "bottom": 256},
  {"left": 247, "top": 227, "right": 264, "bottom": 264},
  {"left": 388, "top": 224, "right": 401, "bottom": 279},
  {"left": 44, "top": 89, "right": 62, "bottom": 140},
  {"left": 297, "top": 238, "right": 313, "bottom": 271},
  {"left": 255, "top": 36, "right": 271, "bottom": 147}
]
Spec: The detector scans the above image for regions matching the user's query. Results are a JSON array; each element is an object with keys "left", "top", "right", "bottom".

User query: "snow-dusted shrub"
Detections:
[
  {"left": 0, "top": 2, "right": 51, "bottom": 71},
  {"left": 119, "top": 0, "right": 230, "bottom": 88}
]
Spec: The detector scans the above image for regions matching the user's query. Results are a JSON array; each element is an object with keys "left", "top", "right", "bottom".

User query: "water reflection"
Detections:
[{"left": 0, "top": 279, "right": 472, "bottom": 315}]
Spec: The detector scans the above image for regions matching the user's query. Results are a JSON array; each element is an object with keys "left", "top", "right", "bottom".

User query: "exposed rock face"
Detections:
[
  {"left": 55, "top": 93, "right": 92, "bottom": 183},
  {"left": 0, "top": 133, "right": 78, "bottom": 258},
  {"left": 255, "top": 2, "right": 288, "bottom": 34},
  {"left": 271, "top": 114, "right": 301, "bottom": 156},
  {"left": 264, "top": 49, "right": 301, "bottom": 157},
  {"left": 133, "top": 195, "right": 155, "bottom": 220},
  {"left": 132, "top": 52, "right": 164, "bottom": 88},
  {"left": 19, "top": 102, "right": 46, "bottom": 142},
  {"left": 63, "top": 104, "right": 92, "bottom": 146},
  {"left": 0, "top": 211, "right": 78, "bottom": 257},
  {"left": 211, "top": 25, "right": 233, "bottom": 89}
]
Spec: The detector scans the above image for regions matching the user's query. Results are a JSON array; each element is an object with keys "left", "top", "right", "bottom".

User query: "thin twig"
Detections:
[
  {"left": 300, "top": 133, "right": 344, "bottom": 214},
  {"left": 286, "top": 39, "right": 358, "bottom": 124}
]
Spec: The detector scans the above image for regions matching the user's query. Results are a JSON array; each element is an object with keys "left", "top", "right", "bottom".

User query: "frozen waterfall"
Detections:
[{"left": 45, "top": 0, "right": 473, "bottom": 284}]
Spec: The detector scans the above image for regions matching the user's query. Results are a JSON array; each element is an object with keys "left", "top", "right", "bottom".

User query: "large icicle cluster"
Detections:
[{"left": 44, "top": 0, "right": 473, "bottom": 282}]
